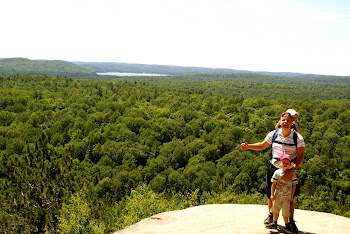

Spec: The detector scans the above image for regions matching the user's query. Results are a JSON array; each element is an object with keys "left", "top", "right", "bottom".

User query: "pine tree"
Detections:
[{"left": 0, "top": 133, "right": 85, "bottom": 232}]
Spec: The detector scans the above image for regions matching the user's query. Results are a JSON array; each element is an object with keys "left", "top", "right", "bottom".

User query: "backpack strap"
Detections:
[
  {"left": 271, "top": 129, "right": 298, "bottom": 162},
  {"left": 272, "top": 129, "right": 279, "bottom": 142},
  {"left": 269, "top": 129, "right": 279, "bottom": 160},
  {"left": 272, "top": 129, "right": 298, "bottom": 147},
  {"left": 293, "top": 130, "right": 298, "bottom": 148}
]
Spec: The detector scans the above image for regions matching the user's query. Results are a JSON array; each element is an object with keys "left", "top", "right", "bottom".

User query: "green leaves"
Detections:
[
  {"left": 0, "top": 133, "right": 86, "bottom": 232},
  {"left": 1, "top": 73, "right": 350, "bottom": 232},
  {"left": 58, "top": 191, "right": 105, "bottom": 234}
]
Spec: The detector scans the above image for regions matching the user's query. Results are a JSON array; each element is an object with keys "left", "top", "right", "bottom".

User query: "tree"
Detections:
[
  {"left": 233, "top": 172, "right": 252, "bottom": 193},
  {"left": 58, "top": 191, "right": 105, "bottom": 233},
  {"left": 0, "top": 133, "right": 85, "bottom": 233}
]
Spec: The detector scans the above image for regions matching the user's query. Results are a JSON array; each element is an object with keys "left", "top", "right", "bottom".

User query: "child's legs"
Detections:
[
  {"left": 268, "top": 198, "right": 273, "bottom": 212},
  {"left": 271, "top": 197, "right": 283, "bottom": 222},
  {"left": 281, "top": 199, "right": 291, "bottom": 225}
]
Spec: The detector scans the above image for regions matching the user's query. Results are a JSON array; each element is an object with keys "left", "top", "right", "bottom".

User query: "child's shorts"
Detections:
[{"left": 271, "top": 197, "right": 290, "bottom": 218}]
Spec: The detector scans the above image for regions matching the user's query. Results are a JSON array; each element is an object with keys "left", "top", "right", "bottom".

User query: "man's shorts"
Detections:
[
  {"left": 271, "top": 197, "right": 290, "bottom": 218},
  {"left": 264, "top": 163, "right": 278, "bottom": 199}
]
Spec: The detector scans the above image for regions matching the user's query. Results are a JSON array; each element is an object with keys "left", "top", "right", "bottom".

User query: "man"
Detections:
[{"left": 240, "top": 112, "right": 305, "bottom": 233}]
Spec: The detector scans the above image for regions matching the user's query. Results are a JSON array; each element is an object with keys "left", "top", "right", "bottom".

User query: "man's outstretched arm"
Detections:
[{"left": 240, "top": 140, "right": 270, "bottom": 151}]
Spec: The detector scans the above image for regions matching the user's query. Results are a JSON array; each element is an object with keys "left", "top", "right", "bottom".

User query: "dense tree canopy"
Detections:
[
  {"left": 95, "top": 73, "right": 350, "bottom": 100},
  {"left": 0, "top": 74, "right": 349, "bottom": 232}
]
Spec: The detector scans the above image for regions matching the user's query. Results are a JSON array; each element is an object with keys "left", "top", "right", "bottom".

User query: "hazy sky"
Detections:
[{"left": 2, "top": 0, "right": 349, "bottom": 76}]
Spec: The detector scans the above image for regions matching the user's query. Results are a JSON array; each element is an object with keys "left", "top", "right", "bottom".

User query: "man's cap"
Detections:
[
  {"left": 280, "top": 153, "right": 292, "bottom": 161},
  {"left": 286, "top": 109, "right": 299, "bottom": 116}
]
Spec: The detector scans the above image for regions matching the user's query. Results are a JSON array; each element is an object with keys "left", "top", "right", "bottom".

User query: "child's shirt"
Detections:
[{"left": 271, "top": 168, "right": 298, "bottom": 200}]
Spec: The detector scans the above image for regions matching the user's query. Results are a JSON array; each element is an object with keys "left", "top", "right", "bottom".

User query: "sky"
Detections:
[{"left": 1, "top": 0, "right": 350, "bottom": 76}]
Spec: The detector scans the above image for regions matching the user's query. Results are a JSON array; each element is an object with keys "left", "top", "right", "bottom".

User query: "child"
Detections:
[
  {"left": 275, "top": 109, "right": 300, "bottom": 132},
  {"left": 265, "top": 153, "right": 298, "bottom": 233}
]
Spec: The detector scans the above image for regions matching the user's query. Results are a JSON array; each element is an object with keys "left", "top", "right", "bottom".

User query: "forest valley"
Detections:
[{"left": 0, "top": 74, "right": 349, "bottom": 233}]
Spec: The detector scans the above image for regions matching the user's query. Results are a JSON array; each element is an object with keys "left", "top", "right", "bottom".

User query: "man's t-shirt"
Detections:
[{"left": 265, "top": 129, "right": 305, "bottom": 168}]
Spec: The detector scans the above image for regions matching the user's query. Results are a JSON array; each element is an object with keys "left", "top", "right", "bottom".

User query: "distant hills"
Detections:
[
  {"left": 0, "top": 58, "right": 96, "bottom": 76},
  {"left": 0, "top": 57, "right": 348, "bottom": 78},
  {"left": 72, "top": 61, "right": 322, "bottom": 78}
]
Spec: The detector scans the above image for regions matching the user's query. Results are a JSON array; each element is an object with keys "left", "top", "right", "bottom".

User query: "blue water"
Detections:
[{"left": 97, "top": 72, "right": 169, "bottom": 76}]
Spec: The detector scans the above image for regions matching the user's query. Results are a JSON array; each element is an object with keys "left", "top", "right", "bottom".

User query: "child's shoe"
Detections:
[
  {"left": 265, "top": 221, "right": 277, "bottom": 229},
  {"left": 263, "top": 213, "right": 273, "bottom": 224}
]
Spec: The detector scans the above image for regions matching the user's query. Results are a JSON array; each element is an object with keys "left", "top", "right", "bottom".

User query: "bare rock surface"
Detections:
[{"left": 115, "top": 204, "right": 350, "bottom": 234}]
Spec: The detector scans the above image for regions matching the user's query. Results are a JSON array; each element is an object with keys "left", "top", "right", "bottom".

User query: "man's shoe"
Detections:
[
  {"left": 265, "top": 221, "right": 277, "bottom": 229},
  {"left": 289, "top": 219, "right": 299, "bottom": 233},
  {"left": 264, "top": 213, "right": 273, "bottom": 224},
  {"left": 284, "top": 223, "right": 293, "bottom": 233}
]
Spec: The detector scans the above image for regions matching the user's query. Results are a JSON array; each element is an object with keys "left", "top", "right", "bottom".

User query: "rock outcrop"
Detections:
[{"left": 115, "top": 204, "right": 350, "bottom": 234}]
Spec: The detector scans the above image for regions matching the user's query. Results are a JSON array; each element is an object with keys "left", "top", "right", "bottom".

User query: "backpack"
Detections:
[{"left": 269, "top": 129, "right": 298, "bottom": 161}]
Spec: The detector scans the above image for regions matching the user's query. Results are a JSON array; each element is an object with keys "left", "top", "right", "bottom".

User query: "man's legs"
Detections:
[
  {"left": 289, "top": 201, "right": 298, "bottom": 233},
  {"left": 289, "top": 200, "right": 294, "bottom": 218},
  {"left": 264, "top": 164, "right": 278, "bottom": 224}
]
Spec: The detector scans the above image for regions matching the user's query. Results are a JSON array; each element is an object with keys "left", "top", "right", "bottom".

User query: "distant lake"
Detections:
[{"left": 97, "top": 72, "right": 169, "bottom": 76}]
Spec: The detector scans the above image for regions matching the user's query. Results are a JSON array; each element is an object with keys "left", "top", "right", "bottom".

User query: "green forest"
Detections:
[
  {"left": 96, "top": 73, "right": 350, "bottom": 100},
  {"left": 0, "top": 73, "right": 350, "bottom": 233},
  {"left": 3, "top": 57, "right": 346, "bottom": 78},
  {"left": 0, "top": 58, "right": 96, "bottom": 76}
]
